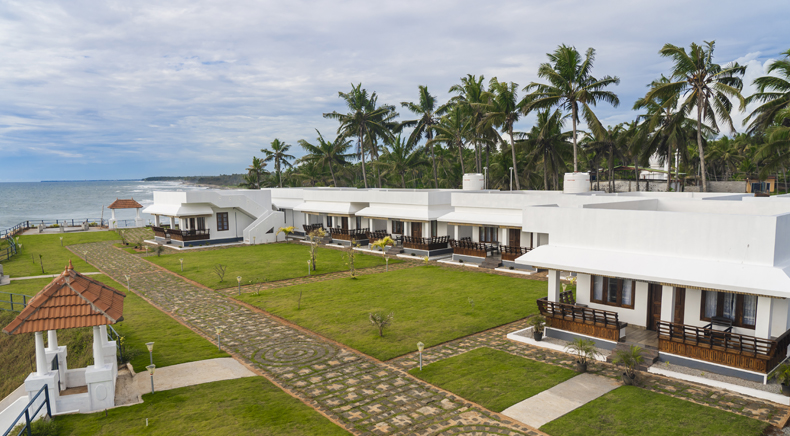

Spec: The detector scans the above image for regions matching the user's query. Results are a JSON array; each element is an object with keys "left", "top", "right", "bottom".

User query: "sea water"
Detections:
[{"left": 0, "top": 180, "right": 206, "bottom": 230}]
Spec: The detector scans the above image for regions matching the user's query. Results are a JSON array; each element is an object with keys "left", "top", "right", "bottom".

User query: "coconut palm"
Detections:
[
  {"left": 523, "top": 110, "right": 571, "bottom": 190},
  {"left": 481, "top": 78, "right": 524, "bottom": 189},
  {"left": 400, "top": 86, "right": 449, "bottom": 189},
  {"left": 643, "top": 41, "right": 746, "bottom": 192},
  {"left": 261, "top": 139, "right": 295, "bottom": 188},
  {"left": 375, "top": 133, "right": 429, "bottom": 188},
  {"left": 294, "top": 161, "right": 327, "bottom": 187},
  {"left": 757, "top": 109, "right": 790, "bottom": 191},
  {"left": 522, "top": 44, "right": 621, "bottom": 173},
  {"left": 583, "top": 125, "right": 627, "bottom": 192},
  {"left": 430, "top": 104, "right": 473, "bottom": 177},
  {"left": 298, "top": 130, "right": 354, "bottom": 187},
  {"left": 246, "top": 156, "right": 266, "bottom": 189},
  {"left": 323, "top": 83, "right": 395, "bottom": 188},
  {"left": 745, "top": 49, "right": 790, "bottom": 133},
  {"left": 449, "top": 75, "right": 488, "bottom": 174}
]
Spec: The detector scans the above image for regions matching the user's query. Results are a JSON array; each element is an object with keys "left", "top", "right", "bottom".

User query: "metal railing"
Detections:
[
  {"left": 0, "top": 292, "right": 29, "bottom": 312},
  {"left": 2, "top": 384, "right": 51, "bottom": 436},
  {"left": 107, "top": 325, "right": 125, "bottom": 363},
  {"left": 1, "top": 236, "right": 17, "bottom": 261},
  {"left": 1, "top": 218, "right": 110, "bottom": 240}
]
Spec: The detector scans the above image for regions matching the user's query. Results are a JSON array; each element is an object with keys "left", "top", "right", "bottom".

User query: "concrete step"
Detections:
[{"left": 479, "top": 258, "right": 502, "bottom": 269}]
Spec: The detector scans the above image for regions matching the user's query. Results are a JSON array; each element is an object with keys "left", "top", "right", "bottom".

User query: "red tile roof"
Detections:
[
  {"left": 2, "top": 261, "right": 126, "bottom": 335},
  {"left": 108, "top": 198, "right": 143, "bottom": 209}
]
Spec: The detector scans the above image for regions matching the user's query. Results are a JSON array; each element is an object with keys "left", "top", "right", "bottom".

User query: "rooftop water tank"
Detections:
[
  {"left": 563, "top": 172, "right": 591, "bottom": 194},
  {"left": 462, "top": 173, "right": 485, "bottom": 190}
]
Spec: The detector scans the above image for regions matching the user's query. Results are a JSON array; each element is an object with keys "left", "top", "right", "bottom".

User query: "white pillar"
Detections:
[
  {"left": 547, "top": 269, "right": 561, "bottom": 302},
  {"left": 169, "top": 216, "right": 176, "bottom": 228},
  {"left": 369, "top": 218, "right": 373, "bottom": 230},
  {"left": 92, "top": 326, "right": 104, "bottom": 367},
  {"left": 99, "top": 325, "right": 108, "bottom": 345},
  {"left": 154, "top": 215, "right": 160, "bottom": 226},
  {"left": 785, "top": 298, "right": 790, "bottom": 332},
  {"left": 110, "top": 209, "right": 116, "bottom": 229},
  {"left": 660, "top": 285, "right": 676, "bottom": 322},
  {"left": 35, "top": 332, "right": 48, "bottom": 376},
  {"left": 756, "top": 296, "right": 774, "bottom": 339},
  {"left": 136, "top": 208, "right": 141, "bottom": 219},
  {"left": 47, "top": 330, "right": 58, "bottom": 351},
  {"left": 454, "top": 225, "right": 459, "bottom": 240}
]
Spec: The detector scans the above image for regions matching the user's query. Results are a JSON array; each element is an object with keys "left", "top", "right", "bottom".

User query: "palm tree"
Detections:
[
  {"left": 583, "top": 125, "right": 627, "bottom": 192},
  {"left": 323, "top": 84, "right": 395, "bottom": 188},
  {"left": 400, "top": 86, "right": 448, "bottom": 188},
  {"left": 376, "top": 133, "right": 429, "bottom": 188},
  {"left": 481, "top": 78, "right": 524, "bottom": 189},
  {"left": 429, "top": 104, "right": 472, "bottom": 178},
  {"left": 449, "top": 75, "right": 488, "bottom": 174},
  {"left": 757, "top": 109, "right": 790, "bottom": 191},
  {"left": 261, "top": 139, "right": 295, "bottom": 188},
  {"left": 298, "top": 130, "right": 354, "bottom": 187},
  {"left": 522, "top": 44, "right": 620, "bottom": 173},
  {"left": 294, "top": 161, "right": 326, "bottom": 187},
  {"left": 524, "top": 110, "right": 571, "bottom": 190},
  {"left": 745, "top": 49, "right": 790, "bottom": 133},
  {"left": 643, "top": 41, "right": 746, "bottom": 192},
  {"left": 246, "top": 156, "right": 266, "bottom": 189}
]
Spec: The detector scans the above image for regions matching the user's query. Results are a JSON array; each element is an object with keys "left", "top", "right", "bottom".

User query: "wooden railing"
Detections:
[
  {"left": 329, "top": 228, "right": 369, "bottom": 241},
  {"left": 537, "top": 297, "right": 624, "bottom": 342},
  {"left": 152, "top": 226, "right": 168, "bottom": 238},
  {"left": 450, "top": 239, "right": 492, "bottom": 258},
  {"left": 657, "top": 321, "right": 790, "bottom": 373},
  {"left": 303, "top": 224, "right": 324, "bottom": 234},
  {"left": 168, "top": 228, "right": 210, "bottom": 242},
  {"left": 499, "top": 245, "right": 531, "bottom": 261},
  {"left": 403, "top": 236, "right": 449, "bottom": 251},
  {"left": 367, "top": 230, "right": 389, "bottom": 244}
]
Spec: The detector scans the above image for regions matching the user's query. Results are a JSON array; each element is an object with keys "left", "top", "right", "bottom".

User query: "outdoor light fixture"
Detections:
[
  {"left": 216, "top": 327, "right": 222, "bottom": 351},
  {"left": 417, "top": 342, "right": 425, "bottom": 370},
  {"left": 253, "top": 236, "right": 256, "bottom": 245},
  {"left": 146, "top": 342, "right": 154, "bottom": 365},
  {"left": 385, "top": 258, "right": 389, "bottom": 272},
  {"left": 59, "top": 237, "right": 63, "bottom": 247},
  {"left": 146, "top": 364, "right": 156, "bottom": 394},
  {"left": 237, "top": 276, "right": 242, "bottom": 296},
  {"left": 124, "top": 275, "right": 130, "bottom": 292},
  {"left": 83, "top": 251, "right": 88, "bottom": 262},
  {"left": 307, "top": 259, "right": 311, "bottom": 276},
  {"left": 179, "top": 258, "right": 184, "bottom": 272}
]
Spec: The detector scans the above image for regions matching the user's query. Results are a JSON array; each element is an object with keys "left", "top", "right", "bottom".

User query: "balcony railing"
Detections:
[
  {"left": 367, "top": 230, "right": 389, "bottom": 244},
  {"left": 403, "top": 236, "right": 449, "bottom": 251},
  {"left": 499, "top": 245, "right": 531, "bottom": 261},
  {"left": 329, "top": 228, "right": 369, "bottom": 241},
  {"left": 153, "top": 227, "right": 210, "bottom": 242},
  {"left": 537, "top": 297, "right": 625, "bottom": 342},
  {"left": 450, "top": 239, "right": 495, "bottom": 258},
  {"left": 303, "top": 224, "right": 324, "bottom": 234},
  {"left": 657, "top": 321, "right": 790, "bottom": 373}
]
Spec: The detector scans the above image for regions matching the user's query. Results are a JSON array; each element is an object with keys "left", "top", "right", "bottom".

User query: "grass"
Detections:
[
  {"left": 54, "top": 377, "right": 351, "bottom": 435},
  {"left": 237, "top": 265, "right": 546, "bottom": 360},
  {"left": 0, "top": 231, "right": 119, "bottom": 277},
  {"left": 113, "top": 242, "right": 142, "bottom": 255},
  {"left": 540, "top": 386, "right": 767, "bottom": 436},
  {"left": 409, "top": 347, "right": 576, "bottom": 412},
  {"left": 147, "top": 242, "right": 397, "bottom": 289}
]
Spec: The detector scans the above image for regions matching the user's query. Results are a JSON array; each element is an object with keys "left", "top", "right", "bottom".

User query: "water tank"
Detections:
[
  {"left": 462, "top": 173, "right": 485, "bottom": 190},
  {"left": 563, "top": 172, "right": 591, "bottom": 194}
]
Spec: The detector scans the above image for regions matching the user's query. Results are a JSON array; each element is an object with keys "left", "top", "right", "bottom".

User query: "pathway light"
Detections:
[
  {"left": 417, "top": 341, "right": 425, "bottom": 370},
  {"left": 308, "top": 259, "right": 311, "bottom": 276},
  {"left": 146, "top": 364, "right": 156, "bottom": 394},
  {"left": 237, "top": 276, "right": 242, "bottom": 295},
  {"left": 59, "top": 237, "right": 63, "bottom": 247},
  {"left": 124, "top": 275, "right": 130, "bottom": 292},
  {"left": 146, "top": 342, "right": 154, "bottom": 365},
  {"left": 179, "top": 258, "right": 184, "bottom": 272},
  {"left": 216, "top": 327, "right": 222, "bottom": 351}
]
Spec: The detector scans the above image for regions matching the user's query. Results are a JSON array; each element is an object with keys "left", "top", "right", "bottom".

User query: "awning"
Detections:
[
  {"left": 356, "top": 206, "right": 453, "bottom": 222},
  {"left": 515, "top": 245, "right": 790, "bottom": 299},
  {"left": 293, "top": 201, "right": 364, "bottom": 216},
  {"left": 142, "top": 204, "right": 214, "bottom": 217},
  {"left": 438, "top": 210, "right": 522, "bottom": 228},
  {"left": 272, "top": 198, "right": 304, "bottom": 210}
]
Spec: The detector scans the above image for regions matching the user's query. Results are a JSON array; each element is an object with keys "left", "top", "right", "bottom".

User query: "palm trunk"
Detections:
[
  {"left": 457, "top": 141, "right": 465, "bottom": 175},
  {"left": 401, "top": 173, "right": 406, "bottom": 189},
  {"left": 572, "top": 106, "right": 578, "bottom": 173},
  {"left": 543, "top": 155, "right": 549, "bottom": 190},
  {"left": 485, "top": 143, "right": 490, "bottom": 186},
  {"left": 633, "top": 157, "right": 640, "bottom": 192},
  {"left": 358, "top": 128, "right": 368, "bottom": 189},
  {"left": 696, "top": 97, "right": 708, "bottom": 192},
  {"left": 666, "top": 145, "right": 672, "bottom": 192},
  {"left": 608, "top": 145, "right": 614, "bottom": 193},
  {"left": 509, "top": 125, "right": 520, "bottom": 190},
  {"left": 329, "top": 162, "right": 337, "bottom": 187},
  {"left": 277, "top": 160, "right": 282, "bottom": 188}
]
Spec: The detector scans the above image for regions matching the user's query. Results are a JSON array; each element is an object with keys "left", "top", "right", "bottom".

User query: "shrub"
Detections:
[{"left": 369, "top": 312, "right": 394, "bottom": 337}]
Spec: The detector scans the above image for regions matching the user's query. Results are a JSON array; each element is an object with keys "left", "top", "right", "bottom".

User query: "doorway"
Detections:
[
  {"left": 341, "top": 217, "right": 349, "bottom": 230},
  {"left": 647, "top": 284, "right": 662, "bottom": 331},
  {"left": 508, "top": 229, "right": 520, "bottom": 247},
  {"left": 411, "top": 222, "right": 423, "bottom": 239},
  {"left": 673, "top": 288, "right": 686, "bottom": 324}
]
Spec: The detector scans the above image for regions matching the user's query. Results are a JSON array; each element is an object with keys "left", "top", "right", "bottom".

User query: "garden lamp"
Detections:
[
  {"left": 146, "top": 342, "right": 154, "bottom": 365},
  {"left": 179, "top": 258, "right": 184, "bottom": 272},
  {"left": 237, "top": 276, "right": 242, "bottom": 295},
  {"left": 83, "top": 251, "right": 88, "bottom": 262},
  {"left": 417, "top": 341, "right": 425, "bottom": 371},
  {"left": 216, "top": 327, "right": 222, "bottom": 351},
  {"left": 124, "top": 274, "right": 130, "bottom": 292},
  {"left": 146, "top": 364, "right": 156, "bottom": 394},
  {"left": 307, "top": 259, "right": 311, "bottom": 276},
  {"left": 59, "top": 236, "right": 63, "bottom": 247}
]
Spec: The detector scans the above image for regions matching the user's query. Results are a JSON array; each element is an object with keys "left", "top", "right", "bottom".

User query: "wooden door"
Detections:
[
  {"left": 411, "top": 222, "right": 422, "bottom": 239},
  {"left": 673, "top": 288, "right": 686, "bottom": 324},
  {"left": 647, "top": 284, "right": 662, "bottom": 331},
  {"left": 341, "top": 217, "right": 348, "bottom": 230},
  {"left": 508, "top": 229, "right": 520, "bottom": 247}
]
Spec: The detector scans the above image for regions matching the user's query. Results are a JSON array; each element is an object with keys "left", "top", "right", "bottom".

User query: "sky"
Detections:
[{"left": 0, "top": 0, "right": 788, "bottom": 182}]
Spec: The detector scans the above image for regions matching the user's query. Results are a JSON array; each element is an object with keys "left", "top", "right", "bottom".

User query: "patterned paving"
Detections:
[{"left": 72, "top": 241, "right": 543, "bottom": 435}]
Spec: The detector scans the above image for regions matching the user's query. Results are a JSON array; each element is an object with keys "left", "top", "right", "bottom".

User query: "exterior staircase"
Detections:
[
  {"left": 607, "top": 343, "right": 659, "bottom": 371},
  {"left": 479, "top": 256, "right": 502, "bottom": 270}
]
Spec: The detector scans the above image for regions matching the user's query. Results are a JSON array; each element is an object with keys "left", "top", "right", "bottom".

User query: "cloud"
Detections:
[{"left": 0, "top": 0, "right": 788, "bottom": 181}]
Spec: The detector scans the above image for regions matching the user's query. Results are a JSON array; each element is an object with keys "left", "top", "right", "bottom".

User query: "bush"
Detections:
[{"left": 12, "top": 418, "right": 59, "bottom": 436}]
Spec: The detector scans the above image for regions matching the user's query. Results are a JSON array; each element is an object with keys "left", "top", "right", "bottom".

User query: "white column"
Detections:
[
  {"left": 154, "top": 215, "right": 160, "bottom": 226},
  {"left": 99, "top": 325, "right": 108, "bottom": 345},
  {"left": 369, "top": 218, "right": 373, "bottom": 230},
  {"left": 454, "top": 225, "right": 459, "bottom": 240},
  {"left": 92, "top": 326, "right": 104, "bottom": 367},
  {"left": 169, "top": 216, "right": 175, "bottom": 228},
  {"left": 110, "top": 209, "right": 116, "bottom": 229},
  {"left": 755, "top": 296, "right": 774, "bottom": 339},
  {"left": 547, "top": 269, "right": 561, "bottom": 302},
  {"left": 660, "top": 285, "right": 676, "bottom": 322},
  {"left": 785, "top": 298, "right": 790, "bottom": 332},
  {"left": 35, "top": 332, "right": 48, "bottom": 376},
  {"left": 47, "top": 330, "right": 58, "bottom": 351}
]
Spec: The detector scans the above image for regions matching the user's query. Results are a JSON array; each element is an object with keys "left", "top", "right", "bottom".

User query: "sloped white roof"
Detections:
[
  {"left": 272, "top": 198, "right": 304, "bottom": 210},
  {"left": 356, "top": 205, "right": 453, "bottom": 221},
  {"left": 516, "top": 245, "right": 790, "bottom": 298},
  {"left": 292, "top": 201, "right": 364, "bottom": 215},
  {"left": 142, "top": 204, "right": 214, "bottom": 217},
  {"left": 438, "top": 209, "right": 522, "bottom": 227}
]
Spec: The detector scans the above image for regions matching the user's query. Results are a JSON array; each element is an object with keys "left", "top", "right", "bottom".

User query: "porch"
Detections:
[{"left": 152, "top": 226, "right": 210, "bottom": 242}]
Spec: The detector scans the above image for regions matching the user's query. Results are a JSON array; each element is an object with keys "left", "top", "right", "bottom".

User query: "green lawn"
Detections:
[
  {"left": 409, "top": 347, "right": 576, "bottom": 412},
  {"left": 147, "top": 242, "right": 396, "bottom": 289},
  {"left": 540, "top": 386, "right": 767, "bottom": 436},
  {"left": 0, "top": 231, "right": 119, "bottom": 277},
  {"left": 237, "top": 265, "right": 546, "bottom": 360},
  {"left": 54, "top": 377, "right": 351, "bottom": 435}
]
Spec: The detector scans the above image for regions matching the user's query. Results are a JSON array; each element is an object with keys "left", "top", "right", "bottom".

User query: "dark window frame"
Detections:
[
  {"left": 700, "top": 291, "right": 756, "bottom": 329},
  {"left": 430, "top": 220, "right": 438, "bottom": 238},
  {"left": 216, "top": 212, "right": 229, "bottom": 231},
  {"left": 479, "top": 226, "right": 498, "bottom": 243},
  {"left": 392, "top": 220, "right": 404, "bottom": 234},
  {"left": 590, "top": 276, "right": 635, "bottom": 309}
]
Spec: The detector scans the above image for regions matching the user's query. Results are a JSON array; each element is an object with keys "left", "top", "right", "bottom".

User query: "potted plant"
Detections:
[
  {"left": 564, "top": 338, "right": 601, "bottom": 373},
  {"left": 770, "top": 363, "right": 790, "bottom": 396},
  {"left": 612, "top": 345, "right": 644, "bottom": 385},
  {"left": 527, "top": 315, "right": 546, "bottom": 341}
]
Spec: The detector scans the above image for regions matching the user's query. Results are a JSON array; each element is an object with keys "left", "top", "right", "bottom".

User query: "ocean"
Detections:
[{"left": 0, "top": 180, "right": 206, "bottom": 230}]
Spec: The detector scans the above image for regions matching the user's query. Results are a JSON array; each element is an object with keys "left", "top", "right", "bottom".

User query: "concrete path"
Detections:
[
  {"left": 10, "top": 272, "right": 101, "bottom": 281},
  {"left": 502, "top": 373, "right": 620, "bottom": 429},
  {"left": 74, "top": 241, "right": 542, "bottom": 436}
]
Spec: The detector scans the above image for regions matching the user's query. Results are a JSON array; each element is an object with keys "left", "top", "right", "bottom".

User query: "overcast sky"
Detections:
[{"left": 0, "top": 0, "right": 787, "bottom": 182}]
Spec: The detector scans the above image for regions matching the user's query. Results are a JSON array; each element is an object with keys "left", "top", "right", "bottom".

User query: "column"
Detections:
[
  {"left": 110, "top": 209, "right": 116, "bottom": 229},
  {"left": 660, "top": 285, "right": 676, "bottom": 322},
  {"left": 35, "top": 332, "right": 48, "bottom": 376},
  {"left": 454, "top": 225, "right": 459, "bottom": 240},
  {"left": 47, "top": 330, "right": 58, "bottom": 351},
  {"left": 169, "top": 216, "right": 176, "bottom": 228},
  {"left": 92, "top": 326, "right": 104, "bottom": 367},
  {"left": 369, "top": 218, "right": 374, "bottom": 231},
  {"left": 99, "top": 325, "right": 108, "bottom": 345},
  {"left": 154, "top": 215, "right": 160, "bottom": 226},
  {"left": 547, "top": 269, "right": 561, "bottom": 302},
  {"left": 755, "top": 296, "right": 774, "bottom": 339}
]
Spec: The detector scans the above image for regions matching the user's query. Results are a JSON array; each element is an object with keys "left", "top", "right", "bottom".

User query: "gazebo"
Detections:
[
  {"left": 107, "top": 198, "right": 144, "bottom": 229},
  {"left": 2, "top": 261, "right": 126, "bottom": 414}
]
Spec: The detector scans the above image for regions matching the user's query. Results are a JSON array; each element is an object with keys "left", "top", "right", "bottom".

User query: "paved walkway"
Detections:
[
  {"left": 502, "top": 374, "right": 619, "bottom": 428},
  {"left": 73, "top": 241, "right": 542, "bottom": 436},
  {"left": 10, "top": 272, "right": 101, "bottom": 281}
]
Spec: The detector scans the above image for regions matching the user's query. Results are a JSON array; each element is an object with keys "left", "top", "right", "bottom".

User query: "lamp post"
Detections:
[
  {"left": 483, "top": 167, "right": 488, "bottom": 190},
  {"left": 307, "top": 259, "right": 311, "bottom": 276},
  {"left": 237, "top": 276, "right": 242, "bottom": 296},
  {"left": 124, "top": 275, "right": 130, "bottom": 292},
  {"left": 509, "top": 167, "right": 514, "bottom": 191},
  {"left": 146, "top": 342, "right": 154, "bottom": 365},
  {"left": 417, "top": 342, "right": 424, "bottom": 370},
  {"left": 146, "top": 364, "right": 156, "bottom": 394},
  {"left": 216, "top": 327, "right": 222, "bottom": 351},
  {"left": 83, "top": 251, "right": 88, "bottom": 262},
  {"left": 59, "top": 237, "right": 63, "bottom": 247},
  {"left": 179, "top": 258, "right": 184, "bottom": 272},
  {"left": 385, "top": 257, "right": 389, "bottom": 272}
]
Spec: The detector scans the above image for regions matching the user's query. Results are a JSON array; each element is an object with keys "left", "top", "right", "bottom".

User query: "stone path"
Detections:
[
  {"left": 73, "top": 241, "right": 543, "bottom": 436},
  {"left": 502, "top": 373, "right": 620, "bottom": 428},
  {"left": 389, "top": 320, "right": 789, "bottom": 427},
  {"left": 10, "top": 272, "right": 101, "bottom": 280}
]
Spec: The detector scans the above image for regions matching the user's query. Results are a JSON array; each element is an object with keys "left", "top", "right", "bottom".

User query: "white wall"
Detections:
[{"left": 213, "top": 207, "right": 253, "bottom": 240}]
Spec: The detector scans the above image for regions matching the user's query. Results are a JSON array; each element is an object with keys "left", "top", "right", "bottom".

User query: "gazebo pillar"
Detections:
[
  {"left": 92, "top": 326, "right": 104, "bottom": 367},
  {"left": 46, "top": 329, "right": 68, "bottom": 390},
  {"left": 135, "top": 207, "right": 143, "bottom": 227},
  {"left": 547, "top": 269, "right": 561, "bottom": 303},
  {"left": 47, "top": 330, "right": 58, "bottom": 351},
  {"left": 110, "top": 209, "right": 117, "bottom": 229},
  {"left": 154, "top": 215, "right": 161, "bottom": 226},
  {"left": 35, "top": 332, "right": 48, "bottom": 376},
  {"left": 86, "top": 326, "right": 114, "bottom": 410}
]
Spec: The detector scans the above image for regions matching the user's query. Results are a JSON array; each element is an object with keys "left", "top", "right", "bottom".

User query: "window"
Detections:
[
  {"left": 196, "top": 217, "right": 205, "bottom": 230},
  {"left": 392, "top": 220, "right": 404, "bottom": 234},
  {"left": 700, "top": 291, "right": 757, "bottom": 329},
  {"left": 479, "top": 226, "right": 498, "bottom": 243},
  {"left": 326, "top": 216, "right": 333, "bottom": 228},
  {"left": 356, "top": 216, "right": 362, "bottom": 229},
  {"left": 431, "top": 220, "right": 438, "bottom": 238},
  {"left": 216, "top": 212, "right": 229, "bottom": 231},
  {"left": 590, "top": 276, "right": 635, "bottom": 309}
]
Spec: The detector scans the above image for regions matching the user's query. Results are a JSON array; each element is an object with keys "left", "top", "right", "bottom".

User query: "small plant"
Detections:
[
  {"left": 370, "top": 236, "right": 395, "bottom": 251},
  {"left": 770, "top": 363, "right": 790, "bottom": 396},
  {"left": 249, "top": 278, "right": 265, "bottom": 296},
  {"left": 344, "top": 242, "right": 360, "bottom": 278},
  {"left": 564, "top": 338, "right": 601, "bottom": 373},
  {"left": 308, "top": 228, "right": 326, "bottom": 271},
  {"left": 297, "top": 290, "right": 303, "bottom": 310},
  {"left": 527, "top": 314, "right": 546, "bottom": 340},
  {"left": 369, "top": 311, "right": 394, "bottom": 337},
  {"left": 277, "top": 226, "right": 295, "bottom": 244},
  {"left": 467, "top": 297, "right": 474, "bottom": 309},
  {"left": 154, "top": 245, "right": 164, "bottom": 257},
  {"left": 612, "top": 344, "right": 644, "bottom": 385},
  {"left": 214, "top": 264, "right": 227, "bottom": 282},
  {"left": 38, "top": 254, "right": 44, "bottom": 274}
]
